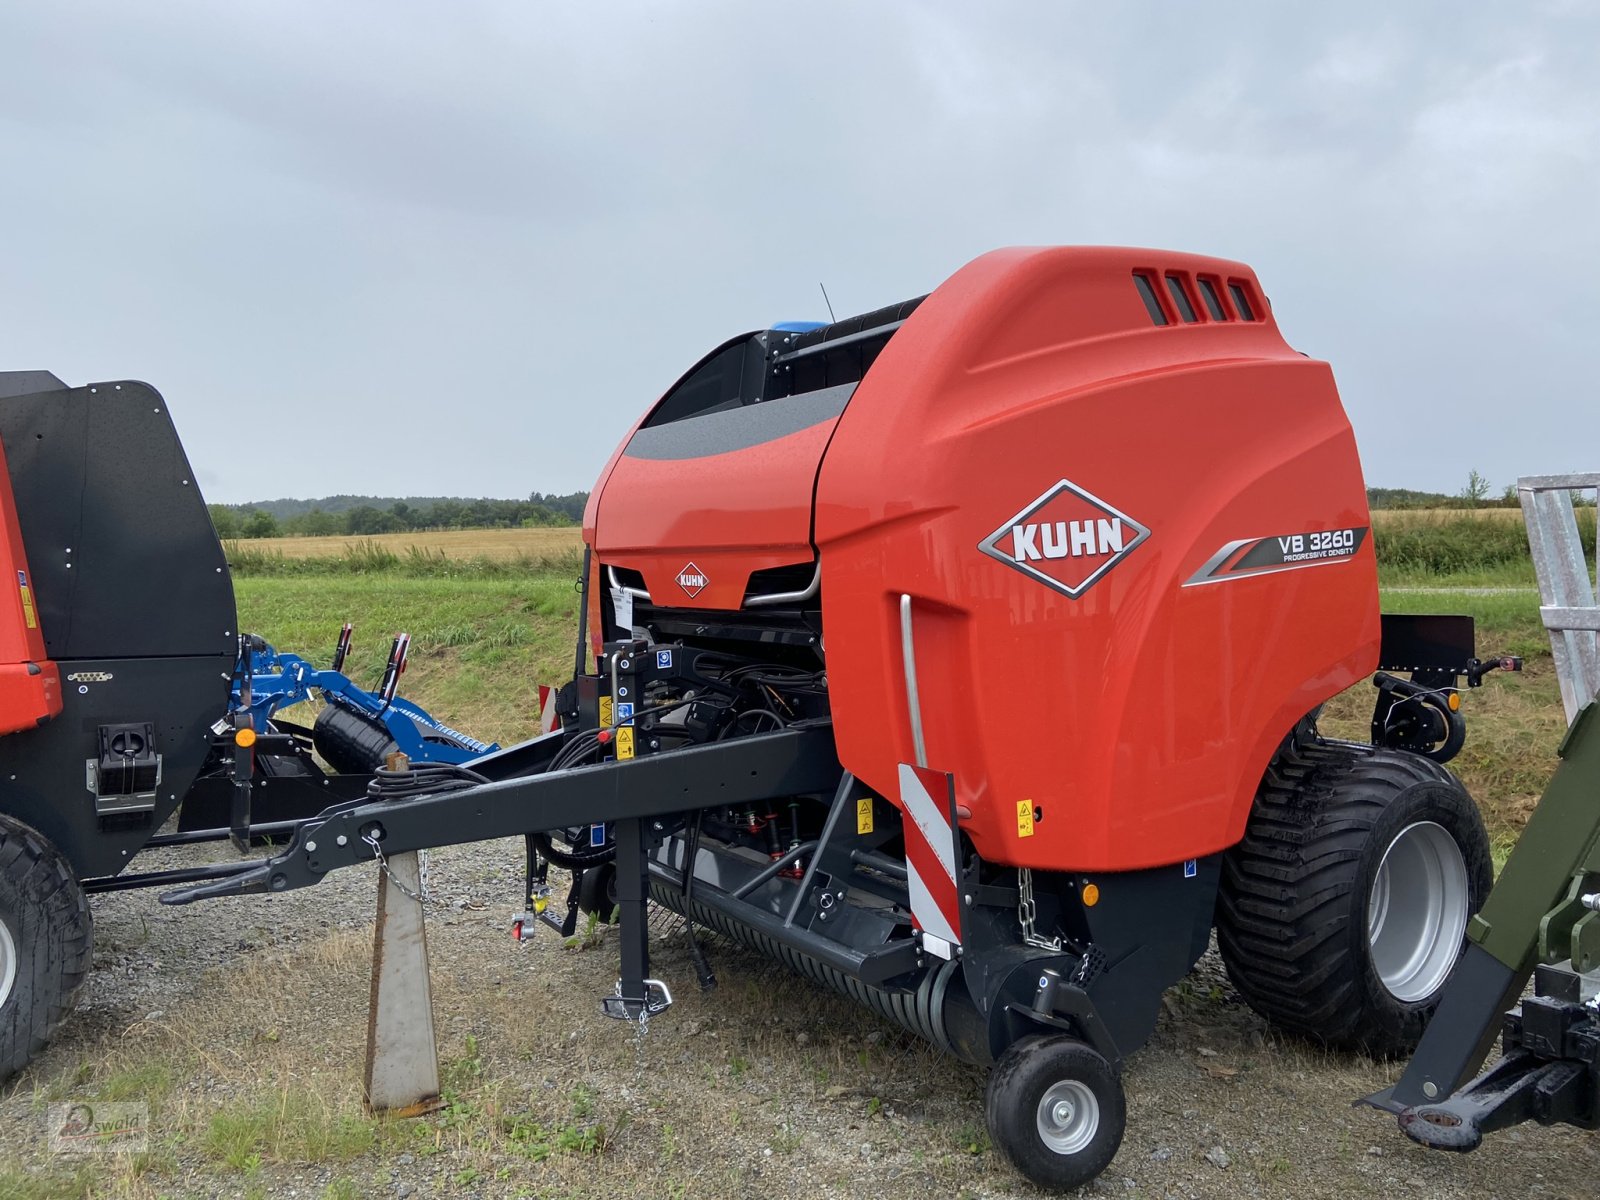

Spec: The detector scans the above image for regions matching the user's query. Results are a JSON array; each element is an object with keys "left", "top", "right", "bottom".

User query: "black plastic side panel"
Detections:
[
  {"left": 0, "top": 656, "right": 230, "bottom": 877},
  {"left": 0, "top": 371, "right": 68, "bottom": 400},
  {"left": 1378, "top": 613, "right": 1476, "bottom": 674},
  {"left": 0, "top": 378, "right": 236, "bottom": 877},
  {"left": 0, "top": 380, "right": 236, "bottom": 660}
]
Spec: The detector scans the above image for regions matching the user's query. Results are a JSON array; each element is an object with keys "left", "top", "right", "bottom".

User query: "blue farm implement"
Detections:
[{"left": 232, "top": 627, "right": 498, "bottom": 775}]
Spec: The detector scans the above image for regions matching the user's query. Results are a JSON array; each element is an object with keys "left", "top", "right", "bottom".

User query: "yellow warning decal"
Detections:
[
  {"left": 1016, "top": 800, "right": 1035, "bottom": 838},
  {"left": 599, "top": 696, "right": 614, "bottom": 729},
  {"left": 615, "top": 725, "right": 635, "bottom": 760},
  {"left": 856, "top": 798, "right": 874, "bottom": 835},
  {"left": 18, "top": 585, "right": 37, "bottom": 630}
]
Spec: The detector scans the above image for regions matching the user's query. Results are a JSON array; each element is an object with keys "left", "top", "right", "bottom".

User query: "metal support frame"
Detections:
[
  {"left": 160, "top": 725, "right": 843, "bottom": 904},
  {"left": 1520, "top": 473, "right": 1600, "bottom": 722}
]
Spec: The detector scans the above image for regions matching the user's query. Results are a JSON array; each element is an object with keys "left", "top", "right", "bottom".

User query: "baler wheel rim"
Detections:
[
  {"left": 1035, "top": 1079, "right": 1099, "bottom": 1155},
  {"left": 1367, "top": 820, "right": 1471, "bottom": 1003}
]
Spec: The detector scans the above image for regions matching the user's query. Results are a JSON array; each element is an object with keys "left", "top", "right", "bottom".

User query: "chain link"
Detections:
[
  {"left": 1017, "top": 867, "right": 1063, "bottom": 951},
  {"left": 363, "top": 832, "right": 436, "bottom": 907}
]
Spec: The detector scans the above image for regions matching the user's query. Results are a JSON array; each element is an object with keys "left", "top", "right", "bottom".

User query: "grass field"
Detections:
[
  {"left": 238, "top": 575, "right": 584, "bottom": 748},
  {"left": 230, "top": 527, "right": 584, "bottom": 562}
]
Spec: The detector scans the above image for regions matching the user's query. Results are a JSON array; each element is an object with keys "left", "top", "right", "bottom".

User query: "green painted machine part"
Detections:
[{"left": 1368, "top": 473, "right": 1600, "bottom": 1149}]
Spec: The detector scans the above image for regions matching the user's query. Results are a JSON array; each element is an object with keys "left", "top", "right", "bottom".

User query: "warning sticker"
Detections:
[
  {"left": 599, "top": 696, "right": 614, "bottom": 728},
  {"left": 609, "top": 584, "right": 634, "bottom": 631},
  {"left": 1016, "top": 801, "right": 1035, "bottom": 838},
  {"left": 615, "top": 726, "right": 635, "bottom": 760},
  {"left": 856, "top": 798, "right": 874, "bottom": 835}
]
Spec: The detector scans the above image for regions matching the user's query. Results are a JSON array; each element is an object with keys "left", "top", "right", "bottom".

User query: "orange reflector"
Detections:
[
  {"left": 1448, "top": 692, "right": 1460, "bottom": 712},
  {"left": 234, "top": 727, "right": 257, "bottom": 748},
  {"left": 1082, "top": 883, "right": 1100, "bottom": 907}
]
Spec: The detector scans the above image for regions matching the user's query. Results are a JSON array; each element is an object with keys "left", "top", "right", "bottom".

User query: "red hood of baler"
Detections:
[{"left": 588, "top": 384, "right": 850, "bottom": 609}]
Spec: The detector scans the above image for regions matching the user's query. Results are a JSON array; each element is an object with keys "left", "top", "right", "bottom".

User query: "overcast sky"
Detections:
[{"left": 2, "top": 2, "right": 1594, "bottom": 504}]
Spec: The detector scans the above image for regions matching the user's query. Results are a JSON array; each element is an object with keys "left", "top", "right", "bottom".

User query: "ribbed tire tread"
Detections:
[
  {"left": 1216, "top": 732, "right": 1489, "bottom": 1055},
  {"left": 0, "top": 814, "right": 93, "bottom": 1081}
]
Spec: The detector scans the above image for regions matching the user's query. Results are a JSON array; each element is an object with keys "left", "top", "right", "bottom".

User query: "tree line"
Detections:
[
  {"left": 1369, "top": 473, "right": 1596, "bottom": 511},
  {"left": 209, "top": 492, "right": 587, "bottom": 539}
]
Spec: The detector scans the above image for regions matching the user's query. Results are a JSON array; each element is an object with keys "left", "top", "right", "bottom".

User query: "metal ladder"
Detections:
[{"left": 1519, "top": 473, "right": 1600, "bottom": 722}]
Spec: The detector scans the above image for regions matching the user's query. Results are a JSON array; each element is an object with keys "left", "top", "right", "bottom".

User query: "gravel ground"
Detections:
[{"left": 4, "top": 835, "right": 1600, "bottom": 1199}]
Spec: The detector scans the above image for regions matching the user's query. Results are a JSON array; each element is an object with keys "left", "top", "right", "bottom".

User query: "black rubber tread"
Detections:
[
  {"left": 577, "top": 863, "right": 619, "bottom": 920},
  {"left": 984, "top": 1035, "right": 1125, "bottom": 1191},
  {"left": 312, "top": 703, "right": 399, "bottom": 776},
  {"left": 0, "top": 813, "right": 93, "bottom": 1082},
  {"left": 1216, "top": 731, "right": 1492, "bottom": 1055},
  {"left": 312, "top": 702, "right": 478, "bottom": 775}
]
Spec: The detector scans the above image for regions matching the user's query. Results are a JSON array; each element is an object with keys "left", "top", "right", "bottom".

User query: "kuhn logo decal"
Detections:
[
  {"left": 978, "top": 480, "right": 1150, "bottom": 598},
  {"left": 675, "top": 562, "right": 708, "bottom": 597}
]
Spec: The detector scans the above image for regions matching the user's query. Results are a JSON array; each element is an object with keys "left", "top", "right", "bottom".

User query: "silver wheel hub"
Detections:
[
  {"left": 1368, "top": 820, "right": 1470, "bottom": 1003},
  {"left": 0, "top": 914, "right": 16, "bottom": 1012},
  {"left": 1036, "top": 1080, "right": 1099, "bottom": 1156}
]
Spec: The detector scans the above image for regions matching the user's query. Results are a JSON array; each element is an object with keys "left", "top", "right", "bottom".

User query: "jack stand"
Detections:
[
  {"left": 362, "top": 755, "right": 442, "bottom": 1117},
  {"left": 599, "top": 817, "right": 673, "bottom": 1021}
]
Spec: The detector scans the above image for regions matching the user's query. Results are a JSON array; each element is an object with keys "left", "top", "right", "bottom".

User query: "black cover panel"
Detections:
[
  {"left": 0, "top": 380, "right": 236, "bottom": 660},
  {"left": 0, "top": 371, "right": 68, "bottom": 399},
  {"left": 0, "top": 655, "right": 230, "bottom": 876},
  {"left": 1378, "top": 613, "right": 1476, "bottom": 674}
]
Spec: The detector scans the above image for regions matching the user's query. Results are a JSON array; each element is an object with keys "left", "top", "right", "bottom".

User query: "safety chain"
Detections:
[
  {"left": 363, "top": 832, "right": 436, "bottom": 907},
  {"left": 1017, "top": 867, "right": 1063, "bottom": 952}
]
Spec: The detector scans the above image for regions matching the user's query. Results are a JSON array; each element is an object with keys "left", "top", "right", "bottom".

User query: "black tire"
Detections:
[
  {"left": 577, "top": 863, "right": 619, "bottom": 922},
  {"left": 985, "top": 1035, "right": 1125, "bottom": 1191},
  {"left": 1216, "top": 733, "right": 1492, "bottom": 1056},
  {"left": 312, "top": 703, "right": 479, "bottom": 775},
  {"left": 0, "top": 814, "right": 92, "bottom": 1082},
  {"left": 312, "top": 703, "right": 398, "bottom": 775}
]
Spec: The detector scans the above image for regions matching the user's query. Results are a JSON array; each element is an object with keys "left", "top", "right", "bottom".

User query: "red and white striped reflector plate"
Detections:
[
  {"left": 897, "top": 762, "right": 962, "bottom": 954},
  {"left": 536, "top": 685, "right": 560, "bottom": 735}
]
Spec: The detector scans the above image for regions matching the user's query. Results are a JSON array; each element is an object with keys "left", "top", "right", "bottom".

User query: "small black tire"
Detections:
[
  {"left": 0, "top": 814, "right": 92, "bottom": 1082},
  {"left": 312, "top": 703, "right": 479, "bottom": 774},
  {"left": 1217, "top": 734, "right": 1492, "bottom": 1056},
  {"left": 577, "top": 864, "right": 619, "bottom": 923},
  {"left": 985, "top": 1035, "right": 1125, "bottom": 1191}
]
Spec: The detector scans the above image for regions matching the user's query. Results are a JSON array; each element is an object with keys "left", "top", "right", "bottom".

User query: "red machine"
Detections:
[
  {"left": 170, "top": 247, "right": 1500, "bottom": 1190},
  {"left": 0, "top": 443, "right": 60, "bottom": 735},
  {"left": 590, "top": 247, "right": 1379, "bottom": 872}
]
